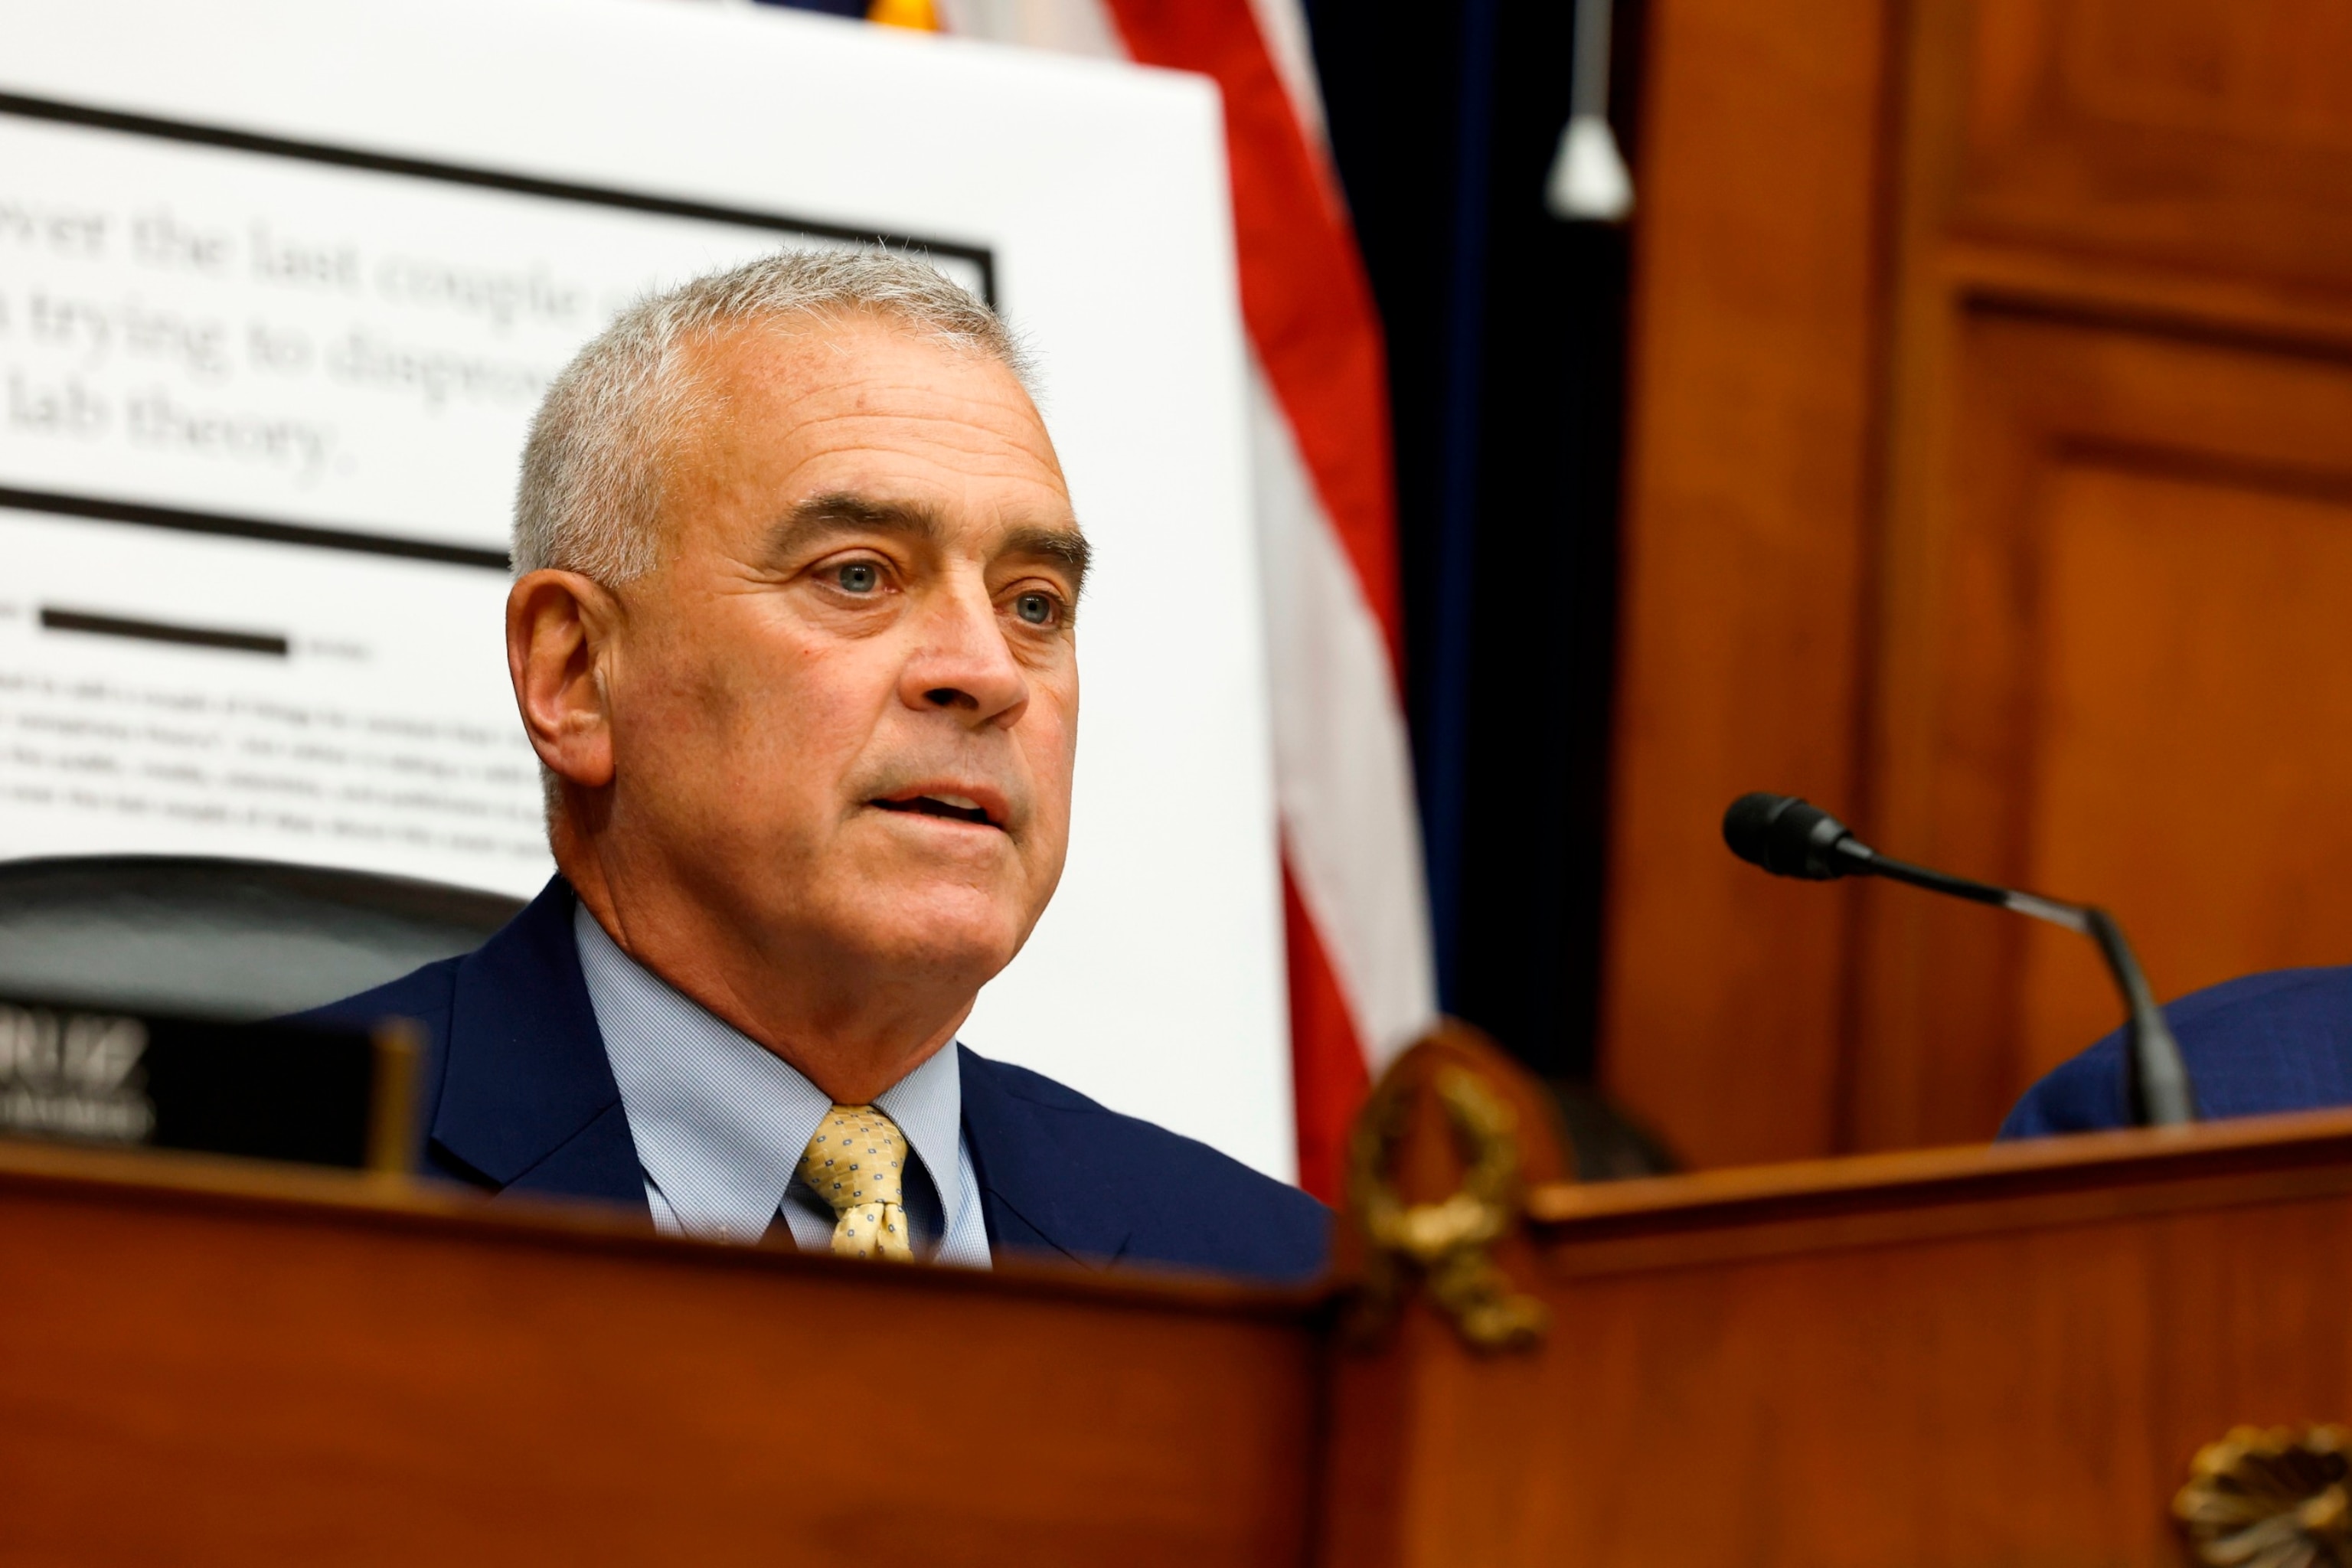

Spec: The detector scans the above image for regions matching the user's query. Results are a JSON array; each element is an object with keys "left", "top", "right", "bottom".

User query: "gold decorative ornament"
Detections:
[
  {"left": 1346, "top": 1063, "right": 1548, "bottom": 1351},
  {"left": 2177, "top": 1424, "right": 2352, "bottom": 1568}
]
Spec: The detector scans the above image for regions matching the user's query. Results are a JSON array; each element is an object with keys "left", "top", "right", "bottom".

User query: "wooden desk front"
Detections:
[
  {"left": 0, "top": 1144, "right": 1321, "bottom": 1565},
  {"left": 11, "top": 1087, "right": 2352, "bottom": 1565}
]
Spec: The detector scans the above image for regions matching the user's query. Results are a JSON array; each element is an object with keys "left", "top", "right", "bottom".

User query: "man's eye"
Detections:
[
  {"left": 835, "top": 562, "right": 881, "bottom": 593},
  {"left": 1012, "top": 591, "right": 1057, "bottom": 626}
]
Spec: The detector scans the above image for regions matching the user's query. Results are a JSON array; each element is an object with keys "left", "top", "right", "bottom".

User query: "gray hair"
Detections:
[{"left": 513, "top": 249, "right": 1030, "bottom": 583}]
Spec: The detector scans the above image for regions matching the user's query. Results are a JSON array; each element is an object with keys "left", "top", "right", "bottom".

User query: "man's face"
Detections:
[{"left": 596, "top": 317, "right": 1084, "bottom": 986}]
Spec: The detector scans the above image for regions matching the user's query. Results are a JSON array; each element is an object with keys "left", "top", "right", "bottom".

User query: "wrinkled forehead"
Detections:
[
  {"left": 687, "top": 315, "right": 1063, "bottom": 479},
  {"left": 678, "top": 309, "right": 1044, "bottom": 440},
  {"left": 655, "top": 313, "right": 1070, "bottom": 526}
]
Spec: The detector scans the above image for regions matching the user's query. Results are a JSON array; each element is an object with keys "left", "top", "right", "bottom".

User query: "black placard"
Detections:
[{"left": 0, "top": 998, "right": 416, "bottom": 1172}]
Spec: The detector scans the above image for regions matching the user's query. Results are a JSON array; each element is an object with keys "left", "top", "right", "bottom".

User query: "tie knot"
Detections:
[{"left": 797, "top": 1104, "right": 910, "bottom": 1217}]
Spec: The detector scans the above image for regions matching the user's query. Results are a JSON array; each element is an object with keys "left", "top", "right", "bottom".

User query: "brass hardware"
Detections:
[
  {"left": 1347, "top": 1063, "right": 1548, "bottom": 1351},
  {"left": 2177, "top": 1425, "right": 2352, "bottom": 1568}
]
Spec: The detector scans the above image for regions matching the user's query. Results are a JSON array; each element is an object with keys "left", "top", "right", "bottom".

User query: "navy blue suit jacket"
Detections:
[
  {"left": 302, "top": 878, "right": 1329, "bottom": 1283},
  {"left": 2002, "top": 965, "right": 2352, "bottom": 1138}
]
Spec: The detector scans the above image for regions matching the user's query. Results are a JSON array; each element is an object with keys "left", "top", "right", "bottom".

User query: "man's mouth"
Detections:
[{"left": 870, "top": 791, "right": 1003, "bottom": 828}]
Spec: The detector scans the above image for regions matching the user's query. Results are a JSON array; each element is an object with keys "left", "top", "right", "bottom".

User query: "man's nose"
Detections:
[{"left": 900, "top": 579, "right": 1030, "bottom": 727}]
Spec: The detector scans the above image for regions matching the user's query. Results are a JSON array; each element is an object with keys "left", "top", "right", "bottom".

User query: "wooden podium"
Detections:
[{"left": 7, "top": 1031, "right": 2351, "bottom": 1566}]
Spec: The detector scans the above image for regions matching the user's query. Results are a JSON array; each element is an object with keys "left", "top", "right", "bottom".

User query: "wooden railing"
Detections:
[{"left": 8, "top": 1029, "right": 2350, "bottom": 1565}]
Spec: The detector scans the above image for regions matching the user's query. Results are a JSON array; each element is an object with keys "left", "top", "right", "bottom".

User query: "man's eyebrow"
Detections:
[
  {"left": 1003, "top": 524, "right": 1093, "bottom": 597},
  {"left": 766, "top": 493, "right": 942, "bottom": 560}
]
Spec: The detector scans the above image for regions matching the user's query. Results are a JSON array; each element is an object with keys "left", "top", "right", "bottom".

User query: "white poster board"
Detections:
[{"left": 0, "top": 0, "right": 1295, "bottom": 1180}]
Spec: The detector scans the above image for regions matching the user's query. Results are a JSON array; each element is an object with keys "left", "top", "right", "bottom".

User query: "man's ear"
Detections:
[{"left": 506, "top": 569, "right": 622, "bottom": 790}]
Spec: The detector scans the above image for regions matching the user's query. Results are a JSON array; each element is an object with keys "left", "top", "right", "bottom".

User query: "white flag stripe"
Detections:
[
  {"left": 934, "top": 0, "right": 1123, "bottom": 57},
  {"left": 1241, "top": 0, "right": 1330, "bottom": 153},
  {"left": 1246, "top": 364, "right": 1436, "bottom": 1064}
]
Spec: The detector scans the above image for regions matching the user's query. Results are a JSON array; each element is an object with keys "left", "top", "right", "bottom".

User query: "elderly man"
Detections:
[{"left": 310, "top": 251, "right": 1325, "bottom": 1282}]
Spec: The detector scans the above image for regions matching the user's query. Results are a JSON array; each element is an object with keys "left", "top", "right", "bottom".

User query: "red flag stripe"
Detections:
[
  {"left": 1096, "top": 0, "right": 1403, "bottom": 668},
  {"left": 1282, "top": 855, "right": 1371, "bottom": 1204},
  {"left": 1094, "top": 0, "right": 1419, "bottom": 1197}
]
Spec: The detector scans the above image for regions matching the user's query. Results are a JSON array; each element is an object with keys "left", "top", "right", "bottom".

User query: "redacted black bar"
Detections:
[
  {"left": 40, "top": 606, "right": 291, "bottom": 658},
  {"left": 0, "top": 485, "right": 512, "bottom": 570}
]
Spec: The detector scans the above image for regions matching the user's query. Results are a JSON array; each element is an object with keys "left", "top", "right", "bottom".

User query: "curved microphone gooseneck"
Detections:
[{"left": 1721, "top": 792, "right": 2197, "bottom": 1128}]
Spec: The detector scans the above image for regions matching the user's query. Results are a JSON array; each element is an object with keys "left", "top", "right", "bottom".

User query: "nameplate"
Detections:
[{"left": 0, "top": 999, "right": 417, "bottom": 1173}]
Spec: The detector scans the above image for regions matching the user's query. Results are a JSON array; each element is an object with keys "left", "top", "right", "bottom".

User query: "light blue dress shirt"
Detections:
[{"left": 573, "top": 905, "right": 991, "bottom": 1269}]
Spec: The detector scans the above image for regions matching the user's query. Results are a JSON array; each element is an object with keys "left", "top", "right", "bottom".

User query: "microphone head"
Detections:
[{"left": 1723, "top": 793, "right": 1862, "bottom": 880}]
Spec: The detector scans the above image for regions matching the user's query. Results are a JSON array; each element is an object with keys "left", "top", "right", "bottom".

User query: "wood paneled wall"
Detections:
[{"left": 1602, "top": 0, "right": 2352, "bottom": 1165}]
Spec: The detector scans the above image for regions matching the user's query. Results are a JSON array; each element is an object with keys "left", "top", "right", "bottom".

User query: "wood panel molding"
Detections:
[
  {"left": 1606, "top": 0, "right": 2352, "bottom": 1165},
  {"left": 1855, "top": 309, "right": 2352, "bottom": 1145},
  {"left": 1956, "top": 0, "right": 2352, "bottom": 293}
]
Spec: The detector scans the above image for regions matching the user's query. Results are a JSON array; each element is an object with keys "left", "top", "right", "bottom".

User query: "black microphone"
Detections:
[{"left": 1723, "top": 792, "right": 2197, "bottom": 1128}]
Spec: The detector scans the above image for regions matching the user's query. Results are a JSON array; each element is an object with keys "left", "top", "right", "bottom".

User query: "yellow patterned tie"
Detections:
[{"left": 795, "top": 1105, "right": 915, "bottom": 1261}]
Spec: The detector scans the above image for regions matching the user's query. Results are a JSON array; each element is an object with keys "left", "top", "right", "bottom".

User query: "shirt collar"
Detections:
[
  {"left": 573, "top": 904, "right": 965, "bottom": 1246},
  {"left": 872, "top": 1033, "right": 967, "bottom": 1241}
]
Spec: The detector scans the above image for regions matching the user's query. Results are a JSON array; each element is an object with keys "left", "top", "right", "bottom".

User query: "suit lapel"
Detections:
[
  {"left": 957, "top": 1044, "right": 1132, "bottom": 1268},
  {"left": 430, "top": 878, "right": 646, "bottom": 1207},
  {"left": 430, "top": 901, "right": 1121, "bottom": 1240}
]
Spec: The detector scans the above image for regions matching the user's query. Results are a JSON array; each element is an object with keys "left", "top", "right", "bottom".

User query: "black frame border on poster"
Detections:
[{"left": 0, "top": 89, "right": 999, "bottom": 570}]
